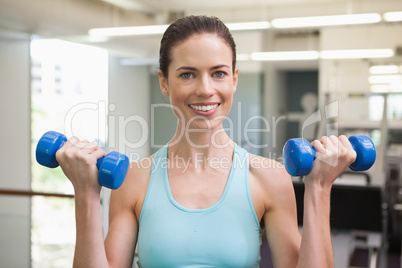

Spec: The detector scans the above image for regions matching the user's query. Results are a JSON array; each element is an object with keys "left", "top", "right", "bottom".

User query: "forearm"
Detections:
[
  {"left": 73, "top": 192, "right": 109, "bottom": 268},
  {"left": 297, "top": 185, "right": 334, "bottom": 268}
]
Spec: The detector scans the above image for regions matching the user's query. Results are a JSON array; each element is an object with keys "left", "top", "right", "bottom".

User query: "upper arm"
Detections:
[
  {"left": 251, "top": 156, "right": 301, "bottom": 267},
  {"left": 104, "top": 162, "right": 150, "bottom": 268}
]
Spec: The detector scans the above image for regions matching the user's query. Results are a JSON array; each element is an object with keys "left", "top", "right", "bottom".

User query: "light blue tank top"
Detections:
[{"left": 137, "top": 144, "right": 262, "bottom": 268}]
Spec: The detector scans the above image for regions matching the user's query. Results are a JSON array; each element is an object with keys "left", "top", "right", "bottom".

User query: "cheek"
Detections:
[
  {"left": 220, "top": 83, "right": 236, "bottom": 101},
  {"left": 168, "top": 89, "right": 188, "bottom": 110}
]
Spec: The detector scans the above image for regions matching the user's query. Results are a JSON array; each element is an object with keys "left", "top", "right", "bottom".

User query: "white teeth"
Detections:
[{"left": 190, "top": 104, "right": 218, "bottom": 111}]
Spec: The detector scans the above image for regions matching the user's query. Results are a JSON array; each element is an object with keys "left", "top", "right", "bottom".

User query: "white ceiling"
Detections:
[
  {"left": 0, "top": 0, "right": 401, "bottom": 60},
  {"left": 1, "top": 0, "right": 400, "bottom": 35},
  {"left": 114, "top": 0, "right": 342, "bottom": 12}
]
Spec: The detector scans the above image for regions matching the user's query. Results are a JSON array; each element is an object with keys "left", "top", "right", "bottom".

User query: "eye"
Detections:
[
  {"left": 180, "top": 72, "right": 193, "bottom": 79},
  {"left": 213, "top": 71, "right": 226, "bottom": 78}
]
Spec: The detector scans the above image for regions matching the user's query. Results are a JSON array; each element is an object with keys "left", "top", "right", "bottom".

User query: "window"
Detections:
[{"left": 30, "top": 39, "right": 108, "bottom": 267}]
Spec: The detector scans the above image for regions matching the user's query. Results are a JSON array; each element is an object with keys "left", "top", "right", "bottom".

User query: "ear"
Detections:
[
  {"left": 232, "top": 67, "right": 239, "bottom": 94},
  {"left": 159, "top": 70, "right": 169, "bottom": 96}
]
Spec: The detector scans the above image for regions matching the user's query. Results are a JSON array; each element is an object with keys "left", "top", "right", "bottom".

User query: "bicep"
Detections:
[
  {"left": 104, "top": 189, "right": 138, "bottom": 268},
  {"left": 262, "top": 170, "right": 301, "bottom": 268}
]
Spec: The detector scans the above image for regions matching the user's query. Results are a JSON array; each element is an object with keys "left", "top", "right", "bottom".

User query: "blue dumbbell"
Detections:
[
  {"left": 283, "top": 135, "right": 376, "bottom": 176},
  {"left": 36, "top": 131, "right": 129, "bottom": 189}
]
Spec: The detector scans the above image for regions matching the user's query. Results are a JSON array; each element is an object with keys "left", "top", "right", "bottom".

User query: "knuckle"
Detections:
[
  {"left": 68, "top": 136, "right": 79, "bottom": 143},
  {"left": 55, "top": 149, "right": 64, "bottom": 161},
  {"left": 311, "top": 139, "right": 320, "bottom": 146},
  {"left": 84, "top": 155, "right": 95, "bottom": 166},
  {"left": 72, "top": 149, "right": 84, "bottom": 160},
  {"left": 89, "top": 142, "right": 99, "bottom": 149},
  {"left": 349, "top": 150, "right": 357, "bottom": 162}
]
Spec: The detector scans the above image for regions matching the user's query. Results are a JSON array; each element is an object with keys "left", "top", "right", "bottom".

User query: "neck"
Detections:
[{"left": 168, "top": 123, "right": 234, "bottom": 165}]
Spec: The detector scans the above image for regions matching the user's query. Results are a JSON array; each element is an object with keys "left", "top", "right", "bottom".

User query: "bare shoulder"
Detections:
[
  {"left": 110, "top": 153, "right": 156, "bottom": 221},
  {"left": 248, "top": 153, "right": 291, "bottom": 186},
  {"left": 248, "top": 153, "right": 294, "bottom": 208}
]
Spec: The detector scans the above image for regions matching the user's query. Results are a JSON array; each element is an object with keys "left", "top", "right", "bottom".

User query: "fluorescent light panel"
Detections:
[
  {"left": 226, "top": 21, "right": 270, "bottom": 31},
  {"left": 250, "top": 49, "right": 393, "bottom": 61},
  {"left": 370, "top": 65, "right": 400, "bottom": 74},
  {"left": 272, "top": 13, "right": 381, "bottom": 28},
  {"left": 320, "top": 49, "right": 394, "bottom": 59},
  {"left": 251, "top": 51, "right": 319, "bottom": 61},
  {"left": 236, "top": 54, "right": 251, "bottom": 61},
  {"left": 89, "top": 25, "right": 169, "bottom": 37},
  {"left": 120, "top": 48, "right": 395, "bottom": 65},
  {"left": 384, "top": 11, "right": 402, "bottom": 22},
  {"left": 89, "top": 21, "right": 269, "bottom": 37},
  {"left": 371, "top": 84, "right": 402, "bottom": 92},
  {"left": 369, "top": 75, "right": 402, "bottom": 84},
  {"left": 88, "top": 11, "right": 401, "bottom": 37}
]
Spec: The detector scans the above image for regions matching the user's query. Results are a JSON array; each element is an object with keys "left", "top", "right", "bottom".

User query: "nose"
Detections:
[{"left": 194, "top": 75, "right": 215, "bottom": 97}]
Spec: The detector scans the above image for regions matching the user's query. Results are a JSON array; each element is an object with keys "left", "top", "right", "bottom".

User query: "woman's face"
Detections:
[{"left": 159, "top": 33, "right": 238, "bottom": 132}]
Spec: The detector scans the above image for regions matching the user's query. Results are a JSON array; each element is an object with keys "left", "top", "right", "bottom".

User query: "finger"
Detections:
[
  {"left": 81, "top": 141, "right": 99, "bottom": 152},
  {"left": 338, "top": 135, "right": 357, "bottom": 161},
  {"left": 57, "top": 137, "right": 81, "bottom": 158},
  {"left": 91, "top": 148, "right": 107, "bottom": 160},
  {"left": 338, "top": 135, "right": 353, "bottom": 151},
  {"left": 63, "top": 136, "right": 80, "bottom": 149},
  {"left": 328, "top": 135, "right": 339, "bottom": 146},
  {"left": 62, "top": 137, "right": 93, "bottom": 153},
  {"left": 72, "top": 142, "right": 101, "bottom": 160},
  {"left": 320, "top": 136, "right": 334, "bottom": 150},
  {"left": 311, "top": 139, "right": 326, "bottom": 154},
  {"left": 328, "top": 135, "right": 341, "bottom": 152},
  {"left": 73, "top": 139, "right": 93, "bottom": 150}
]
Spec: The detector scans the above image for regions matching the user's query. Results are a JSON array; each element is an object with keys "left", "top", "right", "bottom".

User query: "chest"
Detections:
[{"left": 167, "top": 166, "right": 231, "bottom": 209}]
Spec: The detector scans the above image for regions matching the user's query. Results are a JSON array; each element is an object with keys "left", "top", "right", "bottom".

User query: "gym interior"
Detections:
[{"left": 0, "top": 0, "right": 401, "bottom": 267}]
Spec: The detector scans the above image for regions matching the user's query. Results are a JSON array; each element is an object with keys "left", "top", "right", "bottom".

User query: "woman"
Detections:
[{"left": 56, "top": 15, "right": 357, "bottom": 267}]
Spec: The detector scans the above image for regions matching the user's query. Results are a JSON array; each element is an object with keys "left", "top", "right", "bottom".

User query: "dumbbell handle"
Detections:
[
  {"left": 36, "top": 131, "right": 129, "bottom": 189},
  {"left": 283, "top": 135, "right": 376, "bottom": 176}
]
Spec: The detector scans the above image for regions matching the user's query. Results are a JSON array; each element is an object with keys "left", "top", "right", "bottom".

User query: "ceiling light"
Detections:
[
  {"left": 371, "top": 84, "right": 402, "bottom": 92},
  {"left": 370, "top": 85, "right": 389, "bottom": 92},
  {"left": 384, "top": 11, "right": 402, "bottom": 22},
  {"left": 120, "top": 58, "right": 158, "bottom": 66},
  {"left": 89, "top": 21, "right": 270, "bottom": 37},
  {"left": 368, "top": 74, "right": 402, "bottom": 84},
  {"left": 272, "top": 13, "right": 381, "bottom": 28},
  {"left": 89, "top": 25, "right": 169, "bottom": 37},
  {"left": 226, "top": 21, "right": 270, "bottom": 31},
  {"left": 236, "top": 54, "right": 251, "bottom": 61},
  {"left": 251, "top": 51, "right": 319, "bottom": 61},
  {"left": 369, "top": 65, "right": 400, "bottom": 74},
  {"left": 389, "top": 84, "right": 402, "bottom": 92},
  {"left": 320, "top": 49, "right": 394, "bottom": 59}
]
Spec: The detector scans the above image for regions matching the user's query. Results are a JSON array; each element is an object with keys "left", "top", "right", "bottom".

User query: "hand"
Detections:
[
  {"left": 55, "top": 136, "right": 106, "bottom": 194},
  {"left": 305, "top": 135, "right": 357, "bottom": 189}
]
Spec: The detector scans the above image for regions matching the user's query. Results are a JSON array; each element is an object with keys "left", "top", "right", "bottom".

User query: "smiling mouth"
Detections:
[{"left": 189, "top": 103, "right": 220, "bottom": 112}]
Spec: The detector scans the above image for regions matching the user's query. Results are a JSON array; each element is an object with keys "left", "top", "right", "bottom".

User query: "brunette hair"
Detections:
[{"left": 159, "top": 15, "right": 237, "bottom": 77}]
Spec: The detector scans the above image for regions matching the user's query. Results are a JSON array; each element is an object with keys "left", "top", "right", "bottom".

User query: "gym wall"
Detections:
[{"left": 0, "top": 34, "right": 31, "bottom": 267}]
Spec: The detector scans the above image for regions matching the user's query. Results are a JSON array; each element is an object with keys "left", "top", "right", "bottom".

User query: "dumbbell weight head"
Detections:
[
  {"left": 97, "top": 151, "right": 129, "bottom": 190},
  {"left": 348, "top": 135, "right": 376, "bottom": 171},
  {"left": 36, "top": 131, "right": 67, "bottom": 168},
  {"left": 283, "top": 138, "right": 315, "bottom": 177}
]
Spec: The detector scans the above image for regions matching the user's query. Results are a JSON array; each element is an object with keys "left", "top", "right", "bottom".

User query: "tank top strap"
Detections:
[
  {"left": 225, "top": 144, "right": 260, "bottom": 228},
  {"left": 139, "top": 144, "right": 169, "bottom": 222}
]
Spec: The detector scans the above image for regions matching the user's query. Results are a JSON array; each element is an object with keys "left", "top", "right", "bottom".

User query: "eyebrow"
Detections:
[{"left": 175, "top": 64, "right": 230, "bottom": 72}]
